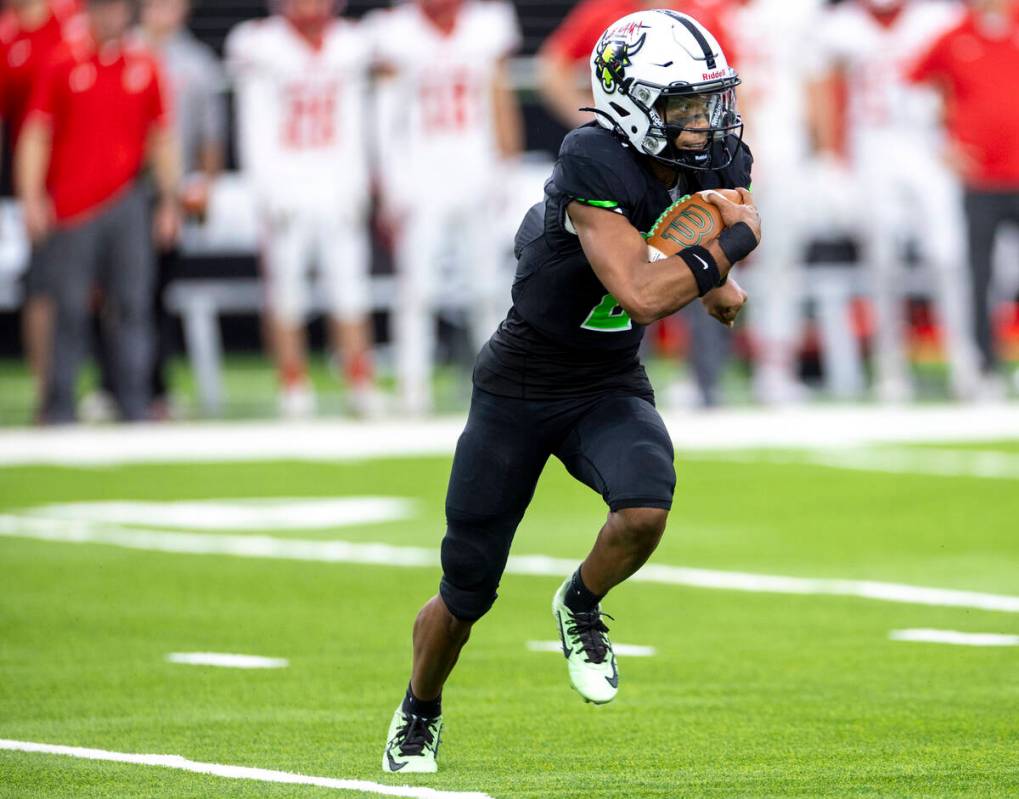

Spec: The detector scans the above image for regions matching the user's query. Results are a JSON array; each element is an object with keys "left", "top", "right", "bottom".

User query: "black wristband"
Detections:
[
  {"left": 718, "top": 222, "right": 759, "bottom": 265},
  {"left": 679, "top": 245, "right": 721, "bottom": 297}
]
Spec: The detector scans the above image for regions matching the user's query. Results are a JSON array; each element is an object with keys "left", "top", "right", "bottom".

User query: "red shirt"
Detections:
[
  {"left": 541, "top": 0, "right": 733, "bottom": 66},
  {"left": 0, "top": 0, "right": 80, "bottom": 143},
  {"left": 25, "top": 31, "right": 169, "bottom": 222},
  {"left": 909, "top": 9, "right": 1019, "bottom": 189}
]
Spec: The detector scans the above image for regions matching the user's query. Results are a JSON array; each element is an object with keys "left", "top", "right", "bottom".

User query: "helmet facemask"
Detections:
[{"left": 635, "top": 82, "right": 743, "bottom": 171}]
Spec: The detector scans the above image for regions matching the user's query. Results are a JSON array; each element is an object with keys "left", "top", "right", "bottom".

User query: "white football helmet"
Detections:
[{"left": 589, "top": 9, "right": 742, "bottom": 170}]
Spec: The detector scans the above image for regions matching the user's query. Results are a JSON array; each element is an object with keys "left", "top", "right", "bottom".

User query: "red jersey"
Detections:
[
  {"left": 909, "top": 9, "right": 1019, "bottom": 189},
  {"left": 24, "top": 31, "right": 169, "bottom": 222},
  {"left": 541, "top": 0, "right": 733, "bottom": 65},
  {"left": 0, "top": 0, "right": 80, "bottom": 143}
]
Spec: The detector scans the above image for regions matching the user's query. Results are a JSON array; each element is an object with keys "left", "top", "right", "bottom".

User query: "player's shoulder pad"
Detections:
[
  {"left": 469, "top": 0, "right": 521, "bottom": 49},
  {"left": 224, "top": 18, "right": 274, "bottom": 67},
  {"left": 730, "top": 138, "right": 753, "bottom": 187},
  {"left": 553, "top": 124, "right": 644, "bottom": 210}
]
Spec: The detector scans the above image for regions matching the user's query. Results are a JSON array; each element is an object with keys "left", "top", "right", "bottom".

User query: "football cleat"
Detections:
[
  {"left": 382, "top": 706, "right": 442, "bottom": 773},
  {"left": 552, "top": 577, "right": 618, "bottom": 705}
]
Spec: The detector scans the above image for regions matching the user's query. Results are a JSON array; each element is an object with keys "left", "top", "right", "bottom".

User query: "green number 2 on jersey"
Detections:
[{"left": 581, "top": 294, "right": 632, "bottom": 332}]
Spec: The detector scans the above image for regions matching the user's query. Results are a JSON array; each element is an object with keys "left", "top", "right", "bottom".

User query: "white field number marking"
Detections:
[
  {"left": 527, "top": 641, "right": 657, "bottom": 657},
  {"left": 166, "top": 652, "right": 289, "bottom": 669},
  {"left": 26, "top": 498, "right": 415, "bottom": 531},
  {"left": 0, "top": 739, "right": 495, "bottom": 799},
  {"left": 3, "top": 514, "right": 1019, "bottom": 615},
  {"left": 889, "top": 629, "right": 1019, "bottom": 647},
  {"left": 706, "top": 447, "right": 1019, "bottom": 481}
]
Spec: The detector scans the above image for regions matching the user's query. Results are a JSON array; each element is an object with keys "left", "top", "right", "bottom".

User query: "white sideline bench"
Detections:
[{"left": 165, "top": 274, "right": 488, "bottom": 415}]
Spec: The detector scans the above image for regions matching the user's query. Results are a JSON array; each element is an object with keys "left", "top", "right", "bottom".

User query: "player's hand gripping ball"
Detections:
[{"left": 645, "top": 188, "right": 745, "bottom": 262}]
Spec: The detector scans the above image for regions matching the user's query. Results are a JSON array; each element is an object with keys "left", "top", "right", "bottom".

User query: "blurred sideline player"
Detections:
[
  {"left": 226, "top": 0, "right": 376, "bottom": 418},
  {"left": 369, "top": 0, "right": 523, "bottom": 415},
  {"left": 139, "top": 0, "right": 226, "bottom": 419},
  {"left": 909, "top": 0, "right": 1019, "bottom": 398},
  {"left": 727, "top": 0, "right": 820, "bottom": 404},
  {"left": 0, "top": 0, "right": 79, "bottom": 420},
  {"left": 381, "top": 10, "right": 759, "bottom": 773},
  {"left": 810, "top": 0, "right": 982, "bottom": 402},
  {"left": 16, "top": 0, "right": 180, "bottom": 423},
  {"left": 537, "top": 0, "right": 736, "bottom": 408}
]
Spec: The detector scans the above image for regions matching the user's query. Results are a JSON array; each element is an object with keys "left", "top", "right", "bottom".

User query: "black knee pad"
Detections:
[
  {"left": 605, "top": 434, "right": 676, "bottom": 512},
  {"left": 438, "top": 511, "right": 515, "bottom": 622}
]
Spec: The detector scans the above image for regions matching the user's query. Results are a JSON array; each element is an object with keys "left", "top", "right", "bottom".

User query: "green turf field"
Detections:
[{"left": 1, "top": 446, "right": 1018, "bottom": 798}]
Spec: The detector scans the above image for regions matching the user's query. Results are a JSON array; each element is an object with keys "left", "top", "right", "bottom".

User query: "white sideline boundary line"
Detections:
[
  {"left": 706, "top": 447, "right": 1019, "bottom": 480},
  {"left": 889, "top": 629, "right": 1019, "bottom": 647},
  {"left": 166, "top": 652, "right": 289, "bottom": 669},
  {"left": 1, "top": 403, "right": 1018, "bottom": 466},
  {"left": 0, "top": 739, "right": 494, "bottom": 799},
  {"left": 2, "top": 515, "right": 1018, "bottom": 614}
]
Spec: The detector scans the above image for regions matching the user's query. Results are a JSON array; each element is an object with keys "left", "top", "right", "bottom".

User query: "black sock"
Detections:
[
  {"left": 402, "top": 683, "right": 441, "bottom": 719},
  {"left": 563, "top": 567, "right": 604, "bottom": 613}
]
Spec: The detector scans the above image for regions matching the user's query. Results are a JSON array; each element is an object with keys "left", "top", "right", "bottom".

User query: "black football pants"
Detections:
[
  {"left": 964, "top": 188, "right": 1019, "bottom": 372},
  {"left": 439, "top": 386, "right": 676, "bottom": 621}
]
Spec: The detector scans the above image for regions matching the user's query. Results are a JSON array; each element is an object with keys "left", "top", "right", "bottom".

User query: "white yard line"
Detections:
[
  {"left": 3, "top": 515, "right": 1018, "bottom": 615},
  {"left": 527, "top": 641, "right": 657, "bottom": 657},
  {"left": 0, "top": 739, "right": 494, "bottom": 798},
  {"left": 1, "top": 404, "right": 1017, "bottom": 467},
  {"left": 704, "top": 447, "right": 1019, "bottom": 480},
  {"left": 889, "top": 629, "right": 1019, "bottom": 647},
  {"left": 27, "top": 498, "right": 415, "bottom": 531},
  {"left": 166, "top": 652, "right": 289, "bottom": 669}
]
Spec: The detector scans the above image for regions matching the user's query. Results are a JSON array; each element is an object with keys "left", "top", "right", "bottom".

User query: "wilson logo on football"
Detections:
[{"left": 658, "top": 205, "right": 715, "bottom": 247}]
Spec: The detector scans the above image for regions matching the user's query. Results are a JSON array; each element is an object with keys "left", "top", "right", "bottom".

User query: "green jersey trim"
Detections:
[{"left": 575, "top": 198, "right": 620, "bottom": 209}]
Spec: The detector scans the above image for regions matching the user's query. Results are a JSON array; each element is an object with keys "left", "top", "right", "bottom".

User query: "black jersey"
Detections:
[{"left": 475, "top": 123, "right": 753, "bottom": 400}]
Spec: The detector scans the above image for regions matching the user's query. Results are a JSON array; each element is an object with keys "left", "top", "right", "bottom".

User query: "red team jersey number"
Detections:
[
  {"left": 420, "top": 68, "right": 479, "bottom": 133},
  {"left": 282, "top": 80, "right": 339, "bottom": 149}
]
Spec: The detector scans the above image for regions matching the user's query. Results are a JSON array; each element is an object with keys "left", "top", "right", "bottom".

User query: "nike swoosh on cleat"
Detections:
[
  {"left": 386, "top": 751, "right": 408, "bottom": 772},
  {"left": 605, "top": 659, "right": 619, "bottom": 689},
  {"left": 557, "top": 614, "right": 573, "bottom": 658}
]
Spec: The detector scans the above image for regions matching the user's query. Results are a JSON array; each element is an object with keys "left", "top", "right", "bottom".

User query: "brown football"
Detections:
[{"left": 646, "top": 188, "right": 745, "bottom": 260}]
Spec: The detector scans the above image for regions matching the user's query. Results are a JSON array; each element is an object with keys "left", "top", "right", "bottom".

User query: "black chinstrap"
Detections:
[
  {"left": 566, "top": 609, "right": 615, "bottom": 664},
  {"left": 395, "top": 714, "right": 438, "bottom": 756}
]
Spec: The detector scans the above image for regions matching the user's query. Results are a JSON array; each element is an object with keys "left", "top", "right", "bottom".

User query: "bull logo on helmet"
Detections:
[{"left": 593, "top": 32, "right": 646, "bottom": 95}]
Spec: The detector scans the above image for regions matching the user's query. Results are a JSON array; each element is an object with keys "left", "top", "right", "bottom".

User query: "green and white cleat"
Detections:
[
  {"left": 382, "top": 706, "right": 443, "bottom": 773},
  {"left": 552, "top": 576, "right": 618, "bottom": 705}
]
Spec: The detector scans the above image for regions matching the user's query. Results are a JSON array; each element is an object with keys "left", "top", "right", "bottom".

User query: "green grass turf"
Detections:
[{"left": 1, "top": 453, "right": 1018, "bottom": 798}]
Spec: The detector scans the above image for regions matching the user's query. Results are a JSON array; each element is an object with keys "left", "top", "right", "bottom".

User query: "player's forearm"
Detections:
[
  {"left": 15, "top": 122, "right": 51, "bottom": 202},
  {"left": 808, "top": 74, "right": 840, "bottom": 154},
  {"left": 627, "top": 240, "right": 733, "bottom": 324},
  {"left": 536, "top": 56, "right": 592, "bottom": 128},
  {"left": 148, "top": 128, "right": 181, "bottom": 203},
  {"left": 199, "top": 139, "right": 225, "bottom": 178},
  {"left": 492, "top": 62, "right": 523, "bottom": 159}
]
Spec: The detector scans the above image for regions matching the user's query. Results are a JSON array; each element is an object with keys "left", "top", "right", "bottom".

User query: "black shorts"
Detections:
[{"left": 439, "top": 386, "right": 675, "bottom": 620}]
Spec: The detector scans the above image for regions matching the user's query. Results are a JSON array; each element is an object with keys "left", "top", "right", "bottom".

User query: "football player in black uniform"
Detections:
[{"left": 383, "top": 9, "right": 762, "bottom": 772}]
